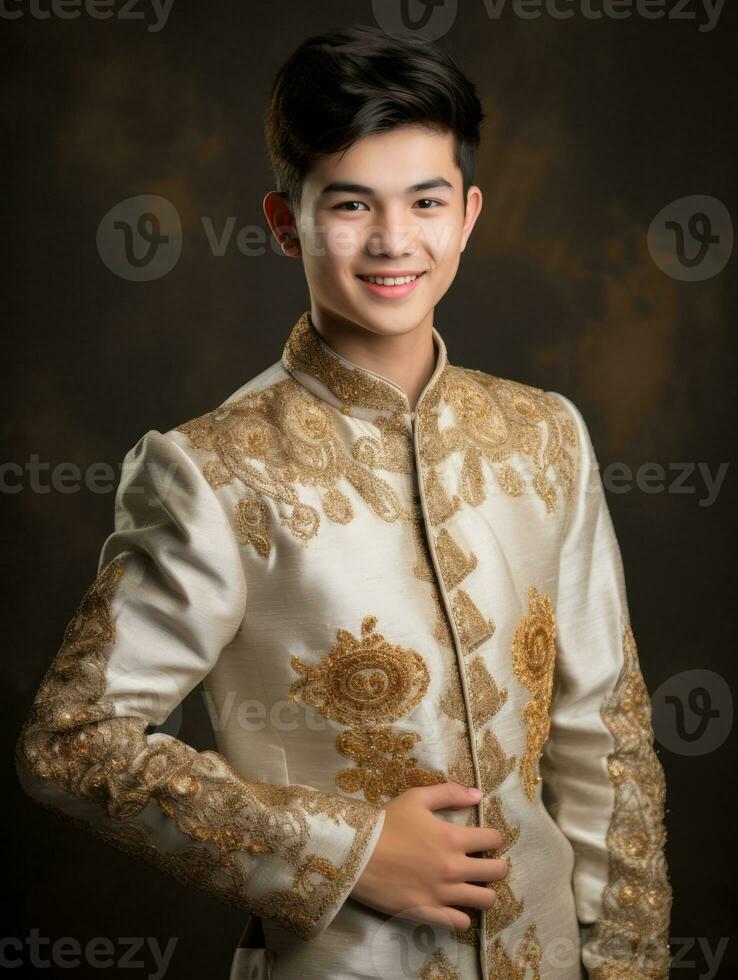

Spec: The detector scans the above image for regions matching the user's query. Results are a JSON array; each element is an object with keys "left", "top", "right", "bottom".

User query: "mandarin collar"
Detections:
[{"left": 281, "top": 310, "right": 450, "bottom": 422}]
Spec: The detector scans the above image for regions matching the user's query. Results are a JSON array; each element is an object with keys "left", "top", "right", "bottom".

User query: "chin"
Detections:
[{"left": 354, "top": 309, "right": 426, "bottom": 337}]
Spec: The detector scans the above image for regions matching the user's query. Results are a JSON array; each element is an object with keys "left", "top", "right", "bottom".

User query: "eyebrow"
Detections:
[{"left": 320, "top": 177, "right": 454, "bottom": 196}]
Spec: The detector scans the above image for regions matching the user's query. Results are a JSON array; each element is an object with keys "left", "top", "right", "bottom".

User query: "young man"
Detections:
[{"left": 16, "top": 23, "right": 673, "bottom": 980}]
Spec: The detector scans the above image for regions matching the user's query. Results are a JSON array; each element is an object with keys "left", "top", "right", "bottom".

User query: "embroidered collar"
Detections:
[{"left": 281, "top": 310, "right": 450, "bottom": 421}]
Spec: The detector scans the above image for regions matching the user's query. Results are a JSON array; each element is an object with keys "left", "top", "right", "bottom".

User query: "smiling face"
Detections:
[{"left": 264, "top": 124, "right": 483, "bottom": 339}]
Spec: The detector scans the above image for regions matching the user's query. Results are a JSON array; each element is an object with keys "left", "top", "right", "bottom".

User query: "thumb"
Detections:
[{"left": 415, "top": 780, "right": 483, "bottom": 812}]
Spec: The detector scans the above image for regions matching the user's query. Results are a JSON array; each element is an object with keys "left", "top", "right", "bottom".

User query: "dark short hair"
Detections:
[{"left": 264, "top": 24, "right": 485, "bottom": 215}]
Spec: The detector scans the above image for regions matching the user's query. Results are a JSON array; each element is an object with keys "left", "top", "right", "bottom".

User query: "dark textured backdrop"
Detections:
[{"left": 5, "top": 2, "right": 736, "bottom": 977}]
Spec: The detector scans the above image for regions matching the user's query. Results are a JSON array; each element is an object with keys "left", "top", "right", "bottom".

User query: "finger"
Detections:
[
  {"left": 462, "top": 827, "right": 503, "bottom": 852},
  {"left": 413, "top": 780, "right": 484, "bottom": 812},
  {"left": 459, "top": 856, "right": 509, "bottom": 882},
  {"left": 445, "top": 883, "right": 499, "bottom": 911}
]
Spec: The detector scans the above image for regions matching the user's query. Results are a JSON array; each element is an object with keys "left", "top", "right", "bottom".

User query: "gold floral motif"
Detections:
[
  {"left": 15, "top": 556, "right": 384, "bottom": 941},
  {"left": 487, "top": 922, "right": 543, "bottom": 980},
  {"left": 511, "top": 586, "right": 558, "bottom": 801},
  {"left": 175, "top": 379, "right": 407, "bottom": 554},
  {"left": 416, "top": 368, "right": 577, "bottom": 516},
  {"left": 333, "top": 725, "right": 446, "bottom": 804},
  {"left": 288, "top": 615, "right": 445, "bottom": 804},
  {"left": 588, "top": 625, "right": 673, "bottom": 979},
  {"left": 351, "top": 412, "right": 414, "bottom": 473}
]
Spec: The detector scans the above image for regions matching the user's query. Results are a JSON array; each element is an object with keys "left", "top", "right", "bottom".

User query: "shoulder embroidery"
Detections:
[
  {"left": 588, "top": 625, "right": 673, "bottom": 978},
  {"left": 175, "top": 378, "right": 408, "bottom": 554},
  {"left": 418, "top": 367, "right": 577, "bottom": 516},
  {"left": 511, "top": 586, "right": 557, "bottom": 801}
]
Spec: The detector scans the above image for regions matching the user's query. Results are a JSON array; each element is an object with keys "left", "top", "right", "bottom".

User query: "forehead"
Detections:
[{"left": 303, "top": 125, "right": 458, "bottom": 197}]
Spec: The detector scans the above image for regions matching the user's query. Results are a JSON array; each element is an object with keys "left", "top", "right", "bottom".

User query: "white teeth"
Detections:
[{"left": 360, "top": 274, "right": 419, "bottom": 285}]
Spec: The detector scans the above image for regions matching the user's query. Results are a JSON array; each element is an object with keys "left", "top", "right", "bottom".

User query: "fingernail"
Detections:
[{"left": 469, "top": 787, "right": 483, "bottom": 800}]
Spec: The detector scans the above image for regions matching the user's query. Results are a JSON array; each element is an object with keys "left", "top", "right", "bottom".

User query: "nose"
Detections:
[{"left": 365, "top": 206, "right": 417, "bottom": 259}]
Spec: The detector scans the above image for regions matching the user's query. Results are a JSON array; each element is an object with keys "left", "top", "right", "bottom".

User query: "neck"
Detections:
[{"left": 308, "top": 306, "right": 437, "bottom": 412}]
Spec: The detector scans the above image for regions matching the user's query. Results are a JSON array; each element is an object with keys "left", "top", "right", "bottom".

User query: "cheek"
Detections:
[
  {"left": 323, "top": 222, "right": 363, "bottom": 263},
  {"left": 421, "top": 219, "right": 463, "bottom": 259}
]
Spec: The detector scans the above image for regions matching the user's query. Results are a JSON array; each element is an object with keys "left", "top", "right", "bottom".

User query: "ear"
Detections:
[
  {"left": 263, "top": 191, "right": 302, "bottom": 258},
  {"left": 460, "top": 185, "right": 483, "bottom": 253}
]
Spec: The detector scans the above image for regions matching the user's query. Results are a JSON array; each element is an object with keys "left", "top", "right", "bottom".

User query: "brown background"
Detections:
[{"left": 4, "top": 2, "right": 737, "bottom": 976}]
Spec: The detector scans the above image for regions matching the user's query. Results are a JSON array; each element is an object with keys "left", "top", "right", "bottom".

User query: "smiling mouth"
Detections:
[{"left": 356, "top": 272, "right": 426, "bottom": 285}]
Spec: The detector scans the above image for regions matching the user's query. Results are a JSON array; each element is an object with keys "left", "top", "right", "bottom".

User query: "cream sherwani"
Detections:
[{"left": 15, "top": 310, "right": 673, "bottom": 979}]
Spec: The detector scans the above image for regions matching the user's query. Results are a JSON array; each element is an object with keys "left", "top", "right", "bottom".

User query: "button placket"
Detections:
[{"left": 412, "top": 409, "right": 489, "bottom": 980}]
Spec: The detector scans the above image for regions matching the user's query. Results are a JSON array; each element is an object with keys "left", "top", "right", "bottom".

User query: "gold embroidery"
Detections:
[
  {"left": 476, "top": 729, "right": 516, "bottom": 798},
  {"left": 487, "top": 922, "right": 543, "bottom": 980},
  {"left": 288, "top": 615, "right": 445, "bottom": 804},
  {"left": 15, "top": 556, "right": 384, "bottom": 941},
  {"left": 435, "top": 528, "right": 478, "bottom": 591},
  {"left": 467, "top": 657, "right": 509, "bottom": 729},
  {"left": 483, "top": 870, "right": 523, "bottom": 938},
  {"left": 333, "top": 726, "right": 446, "bottom": 803},
  {"left": 432, "top": 589, "right": 455, "bottom": 648},
  {"left": 175, "top": 379, "right": 407, "bottom": 553},
  {"left": 417, "top": 368, "right": 577, "bottom": 516},
  {"left": 283, "top": 310, "right": 449, "bottom": 416},
  {"left": 511, "top": 586, "right": 557, "bottom": 801},
  {"left": 450, "top": 588, "right": 496, "bottom": 655},
  {"left": 352, "top": 412, "right": 414, "bottom": 473},
  {"left": 438, "top": 665, "right": 482, "bottom": 950},
  {"left": 495, "top": 463, "right": 525, "bottom": 498},
  {"left": 468, "top": 675, "right": 532, "bottom": 970},
  {"left": 482, "top": 794, "right": 521, "bottom": 855},
  {"left": 424, "top": 468, "right": 462, "bottom": 526},
  {"left": 234, "top": 492, "right": 272, "bottom": 558},
  {"left": 419, "top": 947, "right": 462, "bottom": 979},
  {"left": 588, "top": 625, "right": 673, "bottom": 979}
]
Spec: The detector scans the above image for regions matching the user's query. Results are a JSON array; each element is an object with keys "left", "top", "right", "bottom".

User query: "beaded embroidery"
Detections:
[
  {"left": 15, "top": 555, "right": 384, "bottom": 940},
  {"left": 511, "top": 586, "right": 557, "bottom": 801},
  {"left": 588, "top": 625, "right": 673, "bottom": 979},
  {"left": 288, "top": 615, "right": 446, "bottom": 804}
]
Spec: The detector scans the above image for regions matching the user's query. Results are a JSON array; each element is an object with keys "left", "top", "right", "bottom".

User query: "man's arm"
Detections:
[
  {"left": 14, "top": 429, "right": 385, "bottom": 941},
  {"left": 540, "top": 393, "right": 673, "bottom": 979}
]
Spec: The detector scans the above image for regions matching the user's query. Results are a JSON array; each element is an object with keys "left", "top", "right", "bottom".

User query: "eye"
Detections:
[
  {"left": 416, "top": 199, "right": 444, "bottom": 209},
  {"left": 334, "top": 201, "right": 369, "bottom": 211}
]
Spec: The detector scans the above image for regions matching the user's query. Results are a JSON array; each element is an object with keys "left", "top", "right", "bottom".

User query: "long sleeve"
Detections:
[
  {"left": 14, "top": 429, "right": 385, "bottom": 941},
  {"left": 540, "top": 393, "right": 673, "bottom": 979}
]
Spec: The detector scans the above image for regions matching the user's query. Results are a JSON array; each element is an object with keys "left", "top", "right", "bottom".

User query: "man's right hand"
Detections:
[{"left": 349, "top": 781, "right": 508, "bottom": 932}]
